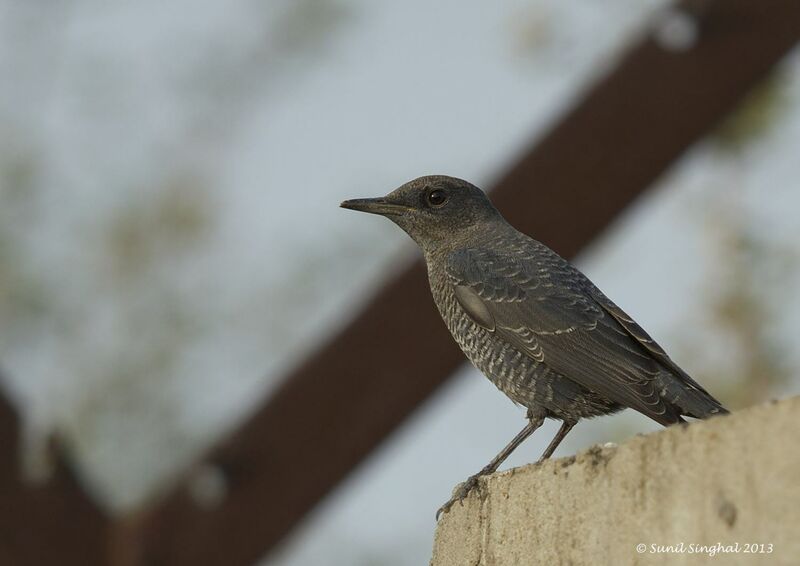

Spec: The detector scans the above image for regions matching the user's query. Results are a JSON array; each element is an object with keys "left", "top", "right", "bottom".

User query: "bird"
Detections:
[{"left": 340, "top": 175, "right": 728, "bottom": 519}]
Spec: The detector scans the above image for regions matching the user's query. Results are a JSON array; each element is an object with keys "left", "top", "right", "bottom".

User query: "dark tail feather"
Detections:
[{"left": 657, "top": 371, "right": 729, "bottom": 420}]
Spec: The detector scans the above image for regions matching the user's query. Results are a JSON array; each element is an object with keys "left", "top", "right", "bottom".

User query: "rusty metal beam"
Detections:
[
  {"left": 126, "top": 2, "right": 800, "bottom": 565},
  {"left": 0, "top": 390, "right": 110, "bottom": 566}
]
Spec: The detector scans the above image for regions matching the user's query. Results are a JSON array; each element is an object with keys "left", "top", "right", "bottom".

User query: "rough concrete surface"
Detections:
[{"left": 431, "top": 396, "right": 799, "bottom": 565}]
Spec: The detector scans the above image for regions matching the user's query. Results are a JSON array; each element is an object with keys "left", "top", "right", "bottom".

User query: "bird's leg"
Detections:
[
  {"left": 436, "top": 411, "right": 545, "bottom": 520},
  {"left": 537, "top": 420, "right": 576, "bottom": 461}
]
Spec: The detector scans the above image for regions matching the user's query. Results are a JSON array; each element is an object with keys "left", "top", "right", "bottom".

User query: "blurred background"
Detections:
[{"left": 1, "top": 0, "right": 799, "bottom": 565}]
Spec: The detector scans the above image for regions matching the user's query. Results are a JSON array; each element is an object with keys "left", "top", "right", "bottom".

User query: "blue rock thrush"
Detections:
[{"left": 341, "top": 175, "right": 728, "bottom": 518}]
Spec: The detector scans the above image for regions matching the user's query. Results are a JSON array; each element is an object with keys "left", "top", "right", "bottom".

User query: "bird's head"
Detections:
[{"left": 341, "top": 175, "right": 502, "bottom": 252}]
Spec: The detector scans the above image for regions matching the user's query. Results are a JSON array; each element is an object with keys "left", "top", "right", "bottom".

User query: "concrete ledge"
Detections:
[{"left": 431, "top": 396, "right": 799, "bottom": 565}]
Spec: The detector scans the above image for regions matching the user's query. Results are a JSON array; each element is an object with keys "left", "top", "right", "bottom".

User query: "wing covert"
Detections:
[{"left": 446, "top": 247, "right": 678, "bottom": 423}]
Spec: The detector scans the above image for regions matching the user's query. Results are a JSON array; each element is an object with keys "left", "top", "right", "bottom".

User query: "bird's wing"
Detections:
[
  {"left": 445, "top": 247, "right": 679, "bottom": 423},
  {"left": 588, "top": 286, "right": 713, "bottom": 397}
]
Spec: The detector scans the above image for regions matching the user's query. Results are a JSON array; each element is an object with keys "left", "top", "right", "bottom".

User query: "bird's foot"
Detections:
[{"left": 435, "top": 473, "right": 483, "bottom": 520}]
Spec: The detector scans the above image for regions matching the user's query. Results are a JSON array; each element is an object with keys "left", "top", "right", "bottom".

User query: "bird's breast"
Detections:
[{"left": 427, "top": 262, "right": 544, "bottom": 406}]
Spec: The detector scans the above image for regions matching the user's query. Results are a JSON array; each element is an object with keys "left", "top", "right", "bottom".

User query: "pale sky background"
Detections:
[{"left": 0, "top": 1, "right": 798, "bottom": 565}]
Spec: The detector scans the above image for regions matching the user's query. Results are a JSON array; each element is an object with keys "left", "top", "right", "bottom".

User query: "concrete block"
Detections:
[{"left": 431, "top": 396, "right": 799, "bottom": 565}]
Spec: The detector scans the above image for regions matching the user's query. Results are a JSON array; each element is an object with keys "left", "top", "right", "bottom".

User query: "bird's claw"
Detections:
[{"left": 435, "top": 474, "right": 481, "bottom": 520}]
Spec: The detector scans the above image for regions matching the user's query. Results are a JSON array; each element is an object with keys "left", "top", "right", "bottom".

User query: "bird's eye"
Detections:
[{"left": 426, "top": 188, "right": 448, "bottom": 208}]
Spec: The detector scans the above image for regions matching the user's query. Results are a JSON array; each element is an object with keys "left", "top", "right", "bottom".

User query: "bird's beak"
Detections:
[{"left": 340, "top": 196, "right": 409, "bottom": 216}]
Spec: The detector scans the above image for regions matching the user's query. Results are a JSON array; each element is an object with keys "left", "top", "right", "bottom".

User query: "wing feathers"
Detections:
[{"left": 445, "top": 246, "right": 722, "bottom": 424}]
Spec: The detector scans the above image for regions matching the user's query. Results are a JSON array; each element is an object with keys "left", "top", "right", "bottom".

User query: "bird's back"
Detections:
[{"left": 425, "top": 226, "right": 727, "bottom": 425}]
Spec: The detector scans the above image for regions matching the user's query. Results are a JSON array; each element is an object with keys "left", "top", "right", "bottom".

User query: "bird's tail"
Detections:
[{"left": 656, "top": 371, "right": 729, "bottom": 420}]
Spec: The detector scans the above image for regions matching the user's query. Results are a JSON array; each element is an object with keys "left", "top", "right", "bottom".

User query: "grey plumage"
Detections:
[{"left": 341, "top": 175, "right": 728, "bottom": 517}]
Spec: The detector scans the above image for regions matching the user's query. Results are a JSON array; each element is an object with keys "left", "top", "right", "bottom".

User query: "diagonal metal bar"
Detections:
[
  {"left": 0, "top": 389, "right": 110, "bottom": 566},
  {"left": 102, "top": 1, "right": 800, "bottom": 564}
]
